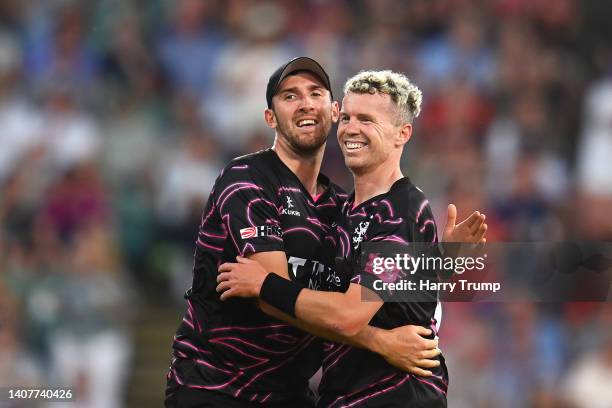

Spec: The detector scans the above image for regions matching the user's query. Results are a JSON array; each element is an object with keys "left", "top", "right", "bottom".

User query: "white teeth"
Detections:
[
  {"left": 297, "top": 119, "right": 316, "bottom": 127},
  {"left": 345, "top": 142, "right": 366, "bottom": 150}
]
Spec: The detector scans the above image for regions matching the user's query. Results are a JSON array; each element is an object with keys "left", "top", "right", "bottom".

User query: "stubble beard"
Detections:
[{"left": 276, "top": 118, "right": 330, "bottom": 155}]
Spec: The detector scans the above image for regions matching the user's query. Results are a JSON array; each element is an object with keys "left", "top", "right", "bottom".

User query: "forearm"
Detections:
[
  {"left": 257, "top": 274, "right": 380, "bottom": 337},
  {"left": 258, "top": 300, "right": 384, "bottom": 352},
  {"left": 293, "top": 289, "right": 353, "bottom": 333}
]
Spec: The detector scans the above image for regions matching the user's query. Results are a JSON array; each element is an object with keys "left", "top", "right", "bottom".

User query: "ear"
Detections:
[
  {"left": 396, "top": 123, "right": 412, "bottom": 147},
  {"left": 331, "top": 101, "right": 340, "bottom": 123},
  {"left": 264, "top": 108, "right": 277, "bottom": 129}
]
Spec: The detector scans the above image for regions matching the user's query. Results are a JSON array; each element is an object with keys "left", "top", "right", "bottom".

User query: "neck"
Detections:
[
  {"left": 353, "top": 162, "right": 403, "bottom": 206},
  {"left": 272, "top": 138, "right": 325, "bottom": 196}
]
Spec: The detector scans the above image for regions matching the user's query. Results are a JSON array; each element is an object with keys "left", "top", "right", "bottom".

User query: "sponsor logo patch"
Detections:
[
  {"left": 240, "top": 227, "right": 257, "bottom": 239},
  {"left": 240, "top": 225, "right": 283, "bottom": 240}
]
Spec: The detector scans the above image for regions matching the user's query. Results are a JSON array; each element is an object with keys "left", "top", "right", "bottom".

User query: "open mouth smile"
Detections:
[
  {"left": 344, "top": 141, "right": 368, "bottom": 151},
  {"left": 296, "top": 118, "right": 318, "bottom": 128}
]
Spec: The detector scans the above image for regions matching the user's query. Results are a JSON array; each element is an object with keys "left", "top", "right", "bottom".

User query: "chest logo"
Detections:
[
  {"left": 353, "top": 221, "right": 370, "bottom": 249},
  {"left": 281, "top": 195, "right": 301, "bottom": 217}
]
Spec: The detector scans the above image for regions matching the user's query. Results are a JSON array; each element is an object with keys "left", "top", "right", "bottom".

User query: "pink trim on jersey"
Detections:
[
  {"left": 209, "top": 323, "right": 289, "bottom": 332},
  {"left": 415, "top": 199, "right": 430, "bottom": 223},
  {"left": 306, "top": 217, "right": 330, "bottom": 231},
  {"left": 325, "top": 235, "right": 338, "bottom": 248},
  {"left": 196, "top": 238, "right": 223, "bottom": 252},
  {"left": 247, "top": 197, "right": 279, "bottom": 226},
  {"left": 413, "top": 376, "right": 447, "bottom": 396},
  {"left": 241, "top": 243, "right": 256, "bottom": 255},
  {"left": 322, "top": 345, "right": 351, "bottom": 375},
  {"left": 182, "top": 317, "right": 194, "bottom": 330},
  {"left": 171, "top": 367, "right": 184, "bottom": 385},
  {"left": 343, "top": 376, "right": 411, "bottom": 407},
  {"left": 370, "top": 235, "right": 408, "bottom": 244},
  {"left": 419, "top": 219, "right": 438, "bottom": 242},
  {"left": 323, "top": 344, "right": 347, "bottom": 365},
  {"left": 200, "top": 230, "right": 227, "bottom": 239},
  {"left": 222, "top": 214, "right": 241, "bottom": 253},
  {"left": 201, "top": 203, "right": 217, "bottom": 227},
  {"left": 311, "top": 191, "right": 323, "bottom": 202},
  {"left": 382, "top": 217, "right": 403, "bottom": 224},
  {"left": 217, "top": 183, "right": 263, "bottom": 212},
  {"left": 207, "top": 339, "right": 267, "bottom": 370},
  {"left": 173, "top": 338, "right": 211, "bottom": 355},
  {"left": 323, "top": 342, "right": 336, "bottom": 352},
  {"left": 186, "top": 299, "right": 202, "bottom": 332},
  {"left": 310, "top": 196, "right": 337, "bottom": 208},
  {"left": 419, "top": 219, "right": 435, "bottom": 232},
  {"left": 283, "top": 227, "right": 321, "bottom": 242},
  {"left": 379, "top": 199, "right": 395, "bottom": 218},
  {"left": 277, "top": 186, "right": 301, "bottom": 195},
  {"left": 348, "top": 206, "right": 368, "bottom": 217},
  {"left": 328, "top": 373, "right": 407, "bottom": 408},
  {"left": 193, "top": 358, "right": 236, "bottom": 374},
  {"left": 266, "top": 333, "right": 299, "bottom": 344},
  {"left": 210, "top": 336, "right": 290, "bottom": 355},
  {"left": 234, "top": 335, "right": 316, "bottom": 398},
  {"left": 430, "top": 318, "right": 439, "bottom": 338},
  {"left": 338, "top": 227, "right": 351, "bottom": 258},
  {"left": 186, "top": 375, "right": 241, "bottom": 390},
  {"left": 429, "top": 373, "right": 448, "bottom": 387}
]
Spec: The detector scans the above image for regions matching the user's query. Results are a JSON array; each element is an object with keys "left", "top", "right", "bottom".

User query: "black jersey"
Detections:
[
  {"left": 319, "top": 177, "right": 448, "bottom": 408},
  {"left": 168, "top": 149, "right": 346, "bottom": 404}
]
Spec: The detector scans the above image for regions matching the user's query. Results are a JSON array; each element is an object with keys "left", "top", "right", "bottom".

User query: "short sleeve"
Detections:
[{"left": 214, "top": 165, "right": 284, "bottom": 256}]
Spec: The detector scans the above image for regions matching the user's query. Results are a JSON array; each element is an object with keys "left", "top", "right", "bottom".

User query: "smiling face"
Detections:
[
  {"left": 265, "top": 72, "right": 338, "bottom": 155},
  {"left": 338, "top": 91, "right": 411, "bottom": 175}
]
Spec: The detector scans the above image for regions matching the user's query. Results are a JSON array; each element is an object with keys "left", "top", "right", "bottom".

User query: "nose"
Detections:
[
  {"left": 342, "top": 118, "right": 360, "bottom": 136},
  {"left": 298, "top": 95, "right": 315, "bottom": 112}
]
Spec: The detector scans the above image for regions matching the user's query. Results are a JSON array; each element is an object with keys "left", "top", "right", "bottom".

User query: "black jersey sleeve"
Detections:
[{"left": 213, "top": 164, "right": 284, "bottom": 256}]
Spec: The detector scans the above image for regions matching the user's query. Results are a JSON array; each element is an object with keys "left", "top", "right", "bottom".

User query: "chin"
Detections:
[
  {"left": 300, "top": 134, "right": 327, "bottom": 149},
  {"left": 294, "top": 138, "right": 326, "bottom": 153},
  {"left": 345, "top": 158, "right": 367, "bottom": 174}
]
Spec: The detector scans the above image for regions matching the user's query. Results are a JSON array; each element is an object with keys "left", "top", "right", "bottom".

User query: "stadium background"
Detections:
[{"left": 1, "top": 0, "right": 611, "bottom": 407}]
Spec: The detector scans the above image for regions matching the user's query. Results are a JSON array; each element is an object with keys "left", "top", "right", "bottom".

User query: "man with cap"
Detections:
[{"left": 165, "top": 58, "right": 442, "bottom": 407}]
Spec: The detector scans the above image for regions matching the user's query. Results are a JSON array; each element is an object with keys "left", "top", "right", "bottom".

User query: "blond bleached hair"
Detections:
[{"left": 343, "top": 70, "right": 423, "bottom": 124}]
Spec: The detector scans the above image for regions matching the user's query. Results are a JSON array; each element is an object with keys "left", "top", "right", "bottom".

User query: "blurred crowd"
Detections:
[{"left": 1, "top": 0, "right": 611, "bottom": 407}]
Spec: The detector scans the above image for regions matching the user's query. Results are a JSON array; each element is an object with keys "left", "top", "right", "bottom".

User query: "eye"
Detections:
[
  {"left": 311, "top": 90, "right": 323, "bottom": 97},
  {"left": 339, "top": 115, "right": 349, "bottom": 123},
  {"left": 284, "top": 94, "right": 296, "bottom": 100}
]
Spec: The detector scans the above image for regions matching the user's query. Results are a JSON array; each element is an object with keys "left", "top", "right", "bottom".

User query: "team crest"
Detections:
[{"left": 353, "top": 221, "right": 370, "bottom": 249}]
